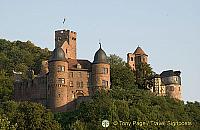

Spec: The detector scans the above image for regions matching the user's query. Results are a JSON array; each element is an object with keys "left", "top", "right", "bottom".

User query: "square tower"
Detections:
[
  {"left": 127, "top": 46, "right": 148, "bottom": 71},
  {"left": 55, "top": 30, "right": 77, "bottom": 59}
]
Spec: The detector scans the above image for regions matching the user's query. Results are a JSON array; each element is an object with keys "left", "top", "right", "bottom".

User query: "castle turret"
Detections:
[
  {"left": 160, "top": 70, "right": 182, "bottom": 100},
  {"left": 127, "top": 46, "right": 148, "bottom": 71},
  {"left": 48, "top": 47, "right": 69, "bottom": 112},
  {"left": 92, "top": 44, "right": 110, "bottom": 92},
  {"left": 55, "top": 30, "right": 77, "bottom": 59}
]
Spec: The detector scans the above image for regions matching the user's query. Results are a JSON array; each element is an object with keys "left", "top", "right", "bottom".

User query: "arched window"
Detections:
[{"left": 76, "top": 91, "right": 84, "bottom": 97}]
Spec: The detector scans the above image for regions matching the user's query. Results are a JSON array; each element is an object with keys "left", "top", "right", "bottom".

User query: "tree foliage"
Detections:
[
  {"left": 135, "top": 62, "right": 154, "bottom": 89},
  {"left": 0, "top": 101, "right": 61, "bottom": 130},
  {"left": 0, "top": 39, "right": 51, "bottom": 76},
  {"left": 0, "top": 39, "right": 51, "bottom": 101},
  {"left": 0, "top": 70, "right": 13, "bottom": 102},
  {"left": 107, "top": 54, "right": 136, "bottom": 89},
  {"left": 0, "top": 39, "right": 55, "bottom": 129},
  {"left": 0, "top": 114, "right": 17, "bottom": 130}
]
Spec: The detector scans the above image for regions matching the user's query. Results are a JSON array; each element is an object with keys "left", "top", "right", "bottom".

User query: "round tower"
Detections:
[
  {"left": 48, "top": 47, "right": 68, "bottom": 112},
  {"left": 161, "top": 70, "right": 182, "bottom": 100},
  {"left": 92, "top": 44, "right": 110, "bottom": 92}
]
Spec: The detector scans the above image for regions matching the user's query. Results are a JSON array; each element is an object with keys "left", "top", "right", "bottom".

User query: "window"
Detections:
[
  {"left": 66, "top": 49, "right": 67, "bottom": 53},
  {"left": 70, "top": 81, "right": 73, "bottom": 87},
  {"left": 102, "top": 68, "right": 108, "bottom": 74},
  {"left": 102, "top": 80, "right": 108, "bottom": 86},
  {"left": 77, "top": 63, "right": 81, "bottom": 69},
  {"left": 69, "top": 72, "right": 73, "bottom": 78},
  {"left": 135, "top": 56, "right": 141, "bottom": 64},
  {"left": 153, "top": 87, "right": 158, "bottom": 92},
  {"left": 155, "top": 78, "right": 159, "bottom": 85},
  {"left": 71, "top": 37, "right": 76, "bottom": 40},
  {"left": 72, "top": 92, "right": 75, "bottom": 99},
  {"left": 61, "top": 78, "right": 65, "bottom": 84},
  {"left": 76, "top": 91, "right": 84, "bottom": 97},
  {"left": 87, "top": 73, "right": 90, "bottom": 78},
  {"left": 143, "top": 57, "right": 146, "bottom": 62},
  {"left": 58, "top": 66, "right": 65, "bottom": 72},
  {"left": 78, "top": 72, "right": 82, "bottom": 78},
  {"left": 170, "top": 86, "right": 174, "bottom": 91},
  {"left": 179, "top": 87, "right": 181, "bottom": 91},
  {"left": 131, "top": 57, "right": 134, "bottom": 61},
  {"left": 77, "top": 81, "right": 83, "bottom": 88},
  {"left": 160, "top": 87, "right": 165, "bottom": 94},
  {"left": 97, "top": 67, "right": 101, "bottom": 73},
  {"left": 80, "top": 82, "right": 83, "bottom": 88},
  {"left": 58, "top": 78, "right": 65, "bottom": 84}
]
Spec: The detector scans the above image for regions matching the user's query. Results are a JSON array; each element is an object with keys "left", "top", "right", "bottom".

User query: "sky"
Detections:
[{"left": 0, "top": 0, "right": 199, "bottom": 102}]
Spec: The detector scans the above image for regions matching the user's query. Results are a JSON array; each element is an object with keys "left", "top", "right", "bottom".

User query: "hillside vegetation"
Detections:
[
  {"left": 0, "top": 39, "right": 51, "bottom": 102},
  {"left": 0, "top": 39, "right": 199, "bottom": 130},
  {"left": 55, "top": 55, "right": 200, "bottom": 130}
]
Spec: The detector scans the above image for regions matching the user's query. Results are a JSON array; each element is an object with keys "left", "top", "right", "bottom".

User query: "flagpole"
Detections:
[{"left": 62, "top": 18, "right": 66, "bottom": 30}]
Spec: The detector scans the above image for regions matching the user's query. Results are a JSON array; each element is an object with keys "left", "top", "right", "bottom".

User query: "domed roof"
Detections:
[
  {"left": 93, "top": 44, "right": 108, "bottom": 64},
  {"left": 49, "top": 47, "right": 67, "bottom": 61},
  {"left": 133, "top": 46, "right": 147, "bottom": 55}
]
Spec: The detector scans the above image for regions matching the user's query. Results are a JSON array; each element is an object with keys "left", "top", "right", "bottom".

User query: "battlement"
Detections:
[
  {"left": 55, "top": 29, "right": 77, "bottom": 48},
  {"left": 55, "top": 30, "right": 76, "bottom": 36},
  {"left": 55, "top": 29, "right": 77, "bottom": 35}
]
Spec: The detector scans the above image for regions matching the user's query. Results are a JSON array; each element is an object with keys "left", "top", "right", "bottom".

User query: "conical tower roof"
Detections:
[{"left": 133, "top": 46, "right": 147, "bottom": 55}]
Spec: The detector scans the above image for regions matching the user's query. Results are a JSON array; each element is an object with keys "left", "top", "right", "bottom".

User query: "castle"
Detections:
[
  {"left": 14, "top": 29, "right": 110, "bottom": 112},
  {"left": 14, "top": 28, "right": 182, "bottom": 112},
  {"left": 127, "top": 47, "right": 182, "bottom": 100}
]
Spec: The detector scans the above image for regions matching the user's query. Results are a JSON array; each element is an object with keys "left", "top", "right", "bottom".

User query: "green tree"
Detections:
[
  {"left": 0, "top": 39, "right": 51, "bottom": 102},
  {"left": 135, "top": 62, "right": 154, "bottom": 89},
  {"left": 0, "top": 70, "right": 13, "bottom": 102},
  {"left": 108, "top": 54, "right": 136, "bottom": 89},
  {"left": 0, "top": 114, "right": 17, "bottom": 130},
  {"left": 1, "top": 101, "right": 61, "bottom": 130},
  {"left": 185, "top": 101, "right": 200, "bottom": 129}
]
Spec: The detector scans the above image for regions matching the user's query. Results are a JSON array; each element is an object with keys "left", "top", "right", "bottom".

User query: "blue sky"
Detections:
[{"left": 0, "top": 0, "right": 199, "bottom": 102}]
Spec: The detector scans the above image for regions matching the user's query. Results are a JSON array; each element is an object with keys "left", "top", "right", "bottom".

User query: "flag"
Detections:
[{"left": 63, "top": 18, "right": 66, "bottom": 24}]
